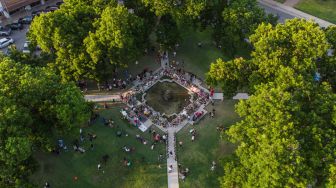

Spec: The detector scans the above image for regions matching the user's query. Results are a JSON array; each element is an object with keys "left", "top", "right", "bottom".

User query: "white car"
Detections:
[
  {"left": 0, "top": 38, "right": 14, "bottom": 49},
  {"left": 22, "top": 41, "right": 30, "bottom": 54}
]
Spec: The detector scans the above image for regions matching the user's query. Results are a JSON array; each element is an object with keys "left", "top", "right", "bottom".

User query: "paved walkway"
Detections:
[
  {"left": 232, "top": 93, "right": 250, "bottom": 100},
  {"left": 258, "top": 0, "right": 334, "bottom": 27},
  {"left": 84, "top": 94, "right": 120, "bottom": 102},
  {"left": 284, "top": 0, "right": 300, "bottom": 7},
  {"left": 167, "top": 129, "right": 179, "bottom": 188},
  {"left": 213, "top": 93, "right": 223, "bottom": 100},
  {"left": 85, "top": 53, "right": 212, "bottom": 188}
]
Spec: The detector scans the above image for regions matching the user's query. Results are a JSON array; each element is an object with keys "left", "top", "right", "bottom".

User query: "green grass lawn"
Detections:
[
  {"left": 30, "top": 26, "right": 247, "bottom": 187},
  {"left": 172, "top": 26, "right": 251, "bottom": 82},
  {"left": 175, "top": 27, "right": 225, "bottom": 81},
  {"left": 30, "top": 104, "right": 167, "bottom": 188},
  {"left": 176, "top": 100, "right": 240, "bottom": 188},
  {"left": 86, "top": 26, "right": 250, "bottom": 93},
  {"left": 295, "top": 0, "right": 336, "bottom": 24}
]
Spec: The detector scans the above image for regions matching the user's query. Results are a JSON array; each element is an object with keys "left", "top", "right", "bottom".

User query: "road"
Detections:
[
  {"left": 258, "top": 2, "right": 295, "bottom": 23},
  {"left": 258, "top": 0, "right": 334, "bottom": 27}
]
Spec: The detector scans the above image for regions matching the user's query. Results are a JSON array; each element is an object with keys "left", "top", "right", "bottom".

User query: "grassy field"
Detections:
[
  {"left": 172, "top": 27, "right": 251, "bottom": 82},
  {"left": 30, "top": 104, "right": 167, "bottom": 188},
  {"left": 86, "top": 26, "right": 250, "bottom": 93},
  {"left": 295, "top": 0, "right": 336, "bottom": 23},
  {"left": 175, "top": 27, "right": 225, "bottom": 81},
  {"left": 176, "top": 100, "right": 240, "bottom": 188},
  {"left": 30, "top": 27, "right": 246, "bottom": 187}
]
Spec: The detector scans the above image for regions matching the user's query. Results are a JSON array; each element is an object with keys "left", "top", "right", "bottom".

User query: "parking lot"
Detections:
[
  {"left": 0, "top": 25, "right": 29, "bottom": 53},
  {"left": 0, "top": 0, "right": 62, "bottom": 54}
]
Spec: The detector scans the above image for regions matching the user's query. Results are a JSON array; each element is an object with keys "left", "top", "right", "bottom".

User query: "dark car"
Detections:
[
  {"left": 0, "top": 26, "right": 11, "bottom": 36},
  {"left": 56, "top": 2, "right": 64, "bottom": 7},
  {"left": 18, "top": 16, "right": 33, "bottom": 24},
  {"left": 32, "top": 10, "right": 43, "bottom": 17},
  {"left": 45, "top": 6, "right": 58, "bottom": 12},
  {"left": 7, "top": 22, "right": 23, "bottom": 30}
]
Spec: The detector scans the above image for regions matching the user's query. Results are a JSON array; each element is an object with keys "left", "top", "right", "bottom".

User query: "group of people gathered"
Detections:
[{"left": 120, "top": 66, "right": 211, "bottom": 129}]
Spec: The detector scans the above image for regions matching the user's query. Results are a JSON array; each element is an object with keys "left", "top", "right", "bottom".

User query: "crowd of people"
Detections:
[{"left": 120, "top": 66, "right": 211, "bottom": 129}]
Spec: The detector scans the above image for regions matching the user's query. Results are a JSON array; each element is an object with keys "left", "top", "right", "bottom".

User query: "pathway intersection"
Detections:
[{"left": 84, "top": 53, "right": 249, "bottom": 188}]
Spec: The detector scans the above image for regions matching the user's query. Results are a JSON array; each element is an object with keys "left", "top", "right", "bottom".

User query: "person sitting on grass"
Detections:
[
  {"left": 102, "top": 154, "right": 109, "bottom": 164},
  {"left": 151, "top": 143, "right": 155, "bottom": 150},
  {"left": 123, "top": 157, "right": 132, "bottom": 167},
  {"left": 108, "top": 119, "right": 114, "bottom": 128},
  {"left": 123, "top": 146, "right": 131, "bottom": 152},
  {"left": 44, "top": 182, "right": 50, "bottom": 188}
]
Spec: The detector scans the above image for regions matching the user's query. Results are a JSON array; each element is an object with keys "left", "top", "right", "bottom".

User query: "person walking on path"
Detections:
[{"left": 168, "top": 165, "right": 173, "bottom": 173}]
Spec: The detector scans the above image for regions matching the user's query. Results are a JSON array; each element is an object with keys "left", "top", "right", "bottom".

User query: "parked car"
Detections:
[
  {"left": 18, "top": 16, "right": 33, "bottom": 24},
  {"left": 0, "top": 38, "right": 14, "bottom": 49},
  {"left": 0, "top": 26, "right": 11, "bottom": 36},
  {"left": 22, "top": 41, "right": 30, "bottom": 54},
  {"left": 32, "top": 10, "right": 44, "bottom": 17},
  {"left": 7, "top": 22, "right": 23, "bottom": 30},
  {"left": 56, "top": 2, "right": 64, "bottom": 7},
  {"left": 45, "top": 6, "right": 58, "bottom": 12}
]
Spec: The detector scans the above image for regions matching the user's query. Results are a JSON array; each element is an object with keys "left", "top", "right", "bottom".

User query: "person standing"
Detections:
[
  {"left": 44, "top": 182, "right": 50, "bottom": 188},
  {"left": 168, "top": 165, "right": 173, "bottom": 173}
]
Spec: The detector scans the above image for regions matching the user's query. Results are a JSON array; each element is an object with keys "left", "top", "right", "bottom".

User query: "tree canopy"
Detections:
[
  {"left": 29, "top": 0, "right": 275, "bottom": 82},
  {"left": 213, "top": 0, "right": 277, "bottom": 57},
  {"left": 29, "top": 2, "right": 97, "bottom": 81},
  {"left": 29, "top": 1, "right": 154, "bottom": 82},
  {"left": 156, "top": 14, "right": 181, "bottom": 49},
  {"left": 207, "top": 19, "right": 333, "bottom": 96},
  {"left": 325, "top": 25, "right": 336, "bottom": 49},
  {"left": 84, "top": 5, "right": 147, "bottom": 81},
  {"left": 221, "top": 76, "right": 336, "bottom": 187},
  {"left": 207, "top": 19, "right": 336, "bottom": 187},
  {"left": 142, "top": 0, "right": 207, "bottom": 18},
  {"left": 0, "top": 58, "right": 90, "bottom": 187}
]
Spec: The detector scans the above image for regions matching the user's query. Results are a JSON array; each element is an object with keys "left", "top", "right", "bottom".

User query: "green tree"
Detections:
[
  {"left": 63, "top": 0, "right": 117, "bottom": 14},
  {"left": 0, "top": 58, "right": 90, "bottom": 187},
  {"left": 29, "top": 3, "right": 98, "bottom": 81},
  {"left": 325, "top": 25, "right": 336, "bottom": 49},
  {"left": 221, "top": 70, "right": 336, "bottom": 186},
  {"left": 209, "top": 19, "right": 336, "bottom": 187},
  {"left": 214, "top": 0, "right": 276, "bottom": 57},
  {"left": 156, "top": 14, "right": 180, "bottom": 50},
  {"left": 206, "top": 57, "right": 252, "bottom": 97},
  {"left": 142, "top": 0, "right": 207, "bottom": 18},
  {"left": 84, "top": 5, "right": 147, "bottom": 81},
  {"left": 250, "top": 19, "right": 329, "bottom": 81},
  {"left": 327, "top": 163, "right": 336, "bottom": 188},
  {"left": 208, "top": 19, "right": 332, "bottom": 95},
  {"left": 142, "top": 0, "right": 173, "bottom": 16}
]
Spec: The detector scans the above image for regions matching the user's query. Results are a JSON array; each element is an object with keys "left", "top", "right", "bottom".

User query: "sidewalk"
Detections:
[
  {"left": 167, "top": 129, "right": 179, "bottom": 188},
  {"left": 258, "top": 0, "right": 334, "bottom": 27},
  {"left": 84, "top": 95, "right": 121, "bottom": 102}
]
